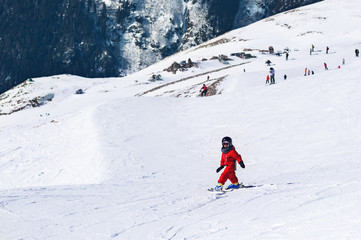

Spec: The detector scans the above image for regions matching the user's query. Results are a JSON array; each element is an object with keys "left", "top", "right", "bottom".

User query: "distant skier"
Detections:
[
  {"left": 284, "top": 74, "right": 287, "bottom": 80},
  {"left": 285, "top": 52, "right": 289, "bottom": 61},
  {"left": 304, "top": 68, "right": 307, "bottom": 76},
  {"left": 200, "top": 84, "right": 208, "bottom": 97},
  {"left": 326, "top": 46, "right": 329, "bottom": 54},
  {"left": 324, "top": 62, "right": 328, "bottom": 70},
  {"left": 266, "top": 75, "right": 270, "bottom": 84},
  {"left": 355, "top": 49, "right": 359, "bottom": 57},
  {"left": 269, "top": 46, "right": 274, "bottom": 54},
  {"left": 342, "top": 58, "right": 345, "bottom": 65},
  {"left": 214, "top": 136, "right": 245, "bottom": 191},
  {"left": 270, "top": 67, "right": 275, "bottom": 84}
]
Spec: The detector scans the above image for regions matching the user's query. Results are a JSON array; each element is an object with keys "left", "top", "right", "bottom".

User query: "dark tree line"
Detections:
[
  {"left": 207, "top": 0, "right": 240, "bottom": 36},
  {"left": 0, "top": 0, "right": 119, "bottom": 93}
]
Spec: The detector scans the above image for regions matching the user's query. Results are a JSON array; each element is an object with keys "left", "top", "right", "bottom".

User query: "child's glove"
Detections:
[
  {"left": 239, "top": 161, "right": 245, "bottom": 168},
  {"left": 216, "top": 166, "right": 225, "bottom": 173}
]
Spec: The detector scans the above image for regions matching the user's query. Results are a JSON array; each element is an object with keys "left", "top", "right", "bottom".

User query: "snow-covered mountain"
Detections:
[
  {"left": 1, "top": 0, "right": 361, "bottom": 239},
  {"left": 0, "top": 0, "right": 321, "bottom": 94},
  {"left": 89, "top": 0, "right": 324, "bottom": 72}
]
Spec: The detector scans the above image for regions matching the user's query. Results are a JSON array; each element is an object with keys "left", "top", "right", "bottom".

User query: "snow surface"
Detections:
[{"left": 1, "top": 0, "right": 361, "bottom": 239}]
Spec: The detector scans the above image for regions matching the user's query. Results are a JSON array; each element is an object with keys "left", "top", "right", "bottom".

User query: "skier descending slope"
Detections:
[{"left": 214, "top": 136, "right": 245, "bottom": 191}]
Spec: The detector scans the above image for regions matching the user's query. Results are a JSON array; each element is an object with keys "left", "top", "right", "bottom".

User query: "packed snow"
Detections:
[{"left": 1, "top": 0, "right": 361, "bottom": 239}]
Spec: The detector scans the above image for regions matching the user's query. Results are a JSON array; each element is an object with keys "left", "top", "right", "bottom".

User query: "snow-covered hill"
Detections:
[{"left": 1, "top": 0, "right": 361, "bottom": 239}]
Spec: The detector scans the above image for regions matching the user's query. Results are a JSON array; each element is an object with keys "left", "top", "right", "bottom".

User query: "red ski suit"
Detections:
[{"left": 218, "top": 147, "right": 244, "bottom": 185}]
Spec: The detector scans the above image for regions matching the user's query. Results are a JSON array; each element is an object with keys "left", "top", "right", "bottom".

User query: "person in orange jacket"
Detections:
[
  {"left": 215, "top": 136, "right": 245, "bottom": 191},
  {"left": 266, "top": 75, "right": 270, "bottom": 84}
]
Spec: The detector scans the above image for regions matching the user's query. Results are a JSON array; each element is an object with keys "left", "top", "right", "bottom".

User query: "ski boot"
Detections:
[
  {"left": 227, "top": 182, "right": 241, "bottom": 190},
  {"left": 214, "top": 183, "right": 223, "bottom": 191}
]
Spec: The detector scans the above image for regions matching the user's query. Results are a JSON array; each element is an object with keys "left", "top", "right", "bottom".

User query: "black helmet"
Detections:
[{"left": 221, "top": 136, "right": 232, "bottom": 145}]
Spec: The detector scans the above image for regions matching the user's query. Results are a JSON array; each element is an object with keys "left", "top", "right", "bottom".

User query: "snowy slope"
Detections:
[{"left": 1, "top": 0, "right": 361, "bottom": 239}]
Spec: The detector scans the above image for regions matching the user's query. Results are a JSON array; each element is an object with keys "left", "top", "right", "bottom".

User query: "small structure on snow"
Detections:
[
  {"left": 164, "top": 58, "right": 196, "bottom": 74},
  {"left": 149, "top": 74, "right": 162, "bottom": 82},
  {"left": 231, "top": 52, "right": 256, "bottom": 59},
  {"left": 75, "top": 89, "right": 84, "bottom": 94}
]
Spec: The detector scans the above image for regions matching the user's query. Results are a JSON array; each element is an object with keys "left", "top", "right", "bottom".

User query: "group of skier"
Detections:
[
  {"left": 265, "top": 67, "right": 287, "bottom": 85},
  {"left": 265, "top": 45, "right": 360, "bottom": 85},
  {"left": 304, "top": 68, "right": 315, "bottom": 76}
]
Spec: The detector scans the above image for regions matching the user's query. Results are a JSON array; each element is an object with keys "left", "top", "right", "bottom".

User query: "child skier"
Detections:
[{"left": 215, "top": 136, "right": 245, "bottom": 191}]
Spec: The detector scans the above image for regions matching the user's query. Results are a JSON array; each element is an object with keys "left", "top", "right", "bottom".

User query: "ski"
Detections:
[
  {"left": 208, "top": 182, "right": 244, "bottom": 192},
  {"left": 207, "top": 188, "right": 227, "bottom": 194}
]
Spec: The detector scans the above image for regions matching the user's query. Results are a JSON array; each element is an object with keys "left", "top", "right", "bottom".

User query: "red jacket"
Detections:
[{"left": 220, "top": 146, "right": 243, "bottom": 172}]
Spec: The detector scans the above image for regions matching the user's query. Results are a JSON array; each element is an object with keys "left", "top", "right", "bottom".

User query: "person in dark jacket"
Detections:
[
  {"left": 215, "top": 136, "right": 245, "bottom": 191},
  {"left": 270, "top": 67, "right": 275, "bottom": 84}
]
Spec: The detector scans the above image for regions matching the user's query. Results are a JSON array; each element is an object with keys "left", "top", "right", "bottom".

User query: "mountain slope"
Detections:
[
  {"left": 0, "top": 0, "right": 322, "bottom": 94},
  {"left": 1, "top": 0, "right": 361, "bottom": 239}
]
